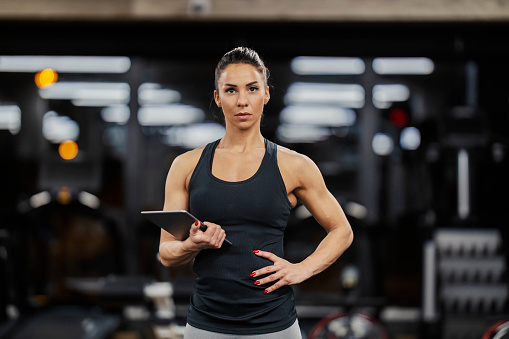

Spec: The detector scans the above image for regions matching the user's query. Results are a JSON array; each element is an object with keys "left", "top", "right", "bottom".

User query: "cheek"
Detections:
[
  {"left": 256, "top": 96, "right": 267, "bottom": 107},
  {"left": 220, "top": 97, "right": 234, "bottom": 109}
]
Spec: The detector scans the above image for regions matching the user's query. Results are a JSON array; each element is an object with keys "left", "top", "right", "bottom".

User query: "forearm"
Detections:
[
  {"left": 159, "top": 238, "right": 200, "bottom": 267},
  {"left": 299, "top": 225, "right": 353, "bottom": 279}
]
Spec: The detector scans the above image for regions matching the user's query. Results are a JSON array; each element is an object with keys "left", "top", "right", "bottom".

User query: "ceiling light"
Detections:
[
  {"left": 373, "top": 84, "right": 410, "bottom": 109},
  {"left": 372, "top": 133, "right": 394, "bottom": 156},
  {"left": 0, "top": 105, "right": 21, "bottom": 134},
  {"left": 42, "top": 111, "right": 80, "bottom": 143},
  {"left": 138, "top": 83, "right": 181, "bottom": 105},
  {"left": 0, "top": 56, "right": 131, "bottom": 73},
  {"left": 373, "top": 57, "right": 434, "bottom": 75},
  {"left": 291, "top": 56, "right": 365, "bottom": 75},
  {"left": 137, "top": 105, "right": 205, "bottom": 126},
  {"left": 40, "top": 82, "right": 129, "bottom": 99},
  {"left": 101, "top": 105, "right": 130, "bottom": 124},
  {"left": 162, "top": 123, "right": 225, "bottom": 149},
  {"left": 285, "top": 82, "right": 364, "bottom": 108},
  {"left": 280, "top": 105, "right": 356, "bottom": 127},
  {"left": 400, "top": 127, "right": 421, "bottom": 150},
  {"left": 276, "top": 124, "right": 331, "bottom": 143}
]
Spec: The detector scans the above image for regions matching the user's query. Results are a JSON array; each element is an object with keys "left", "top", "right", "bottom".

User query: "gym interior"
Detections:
[{"left": 1, "top": 2, "right": 509, "bottom": 338}]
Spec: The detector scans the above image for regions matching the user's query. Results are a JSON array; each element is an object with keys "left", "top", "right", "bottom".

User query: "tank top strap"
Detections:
[
  {"left": 263, "top": 139, "right": 292, "bottom": 208},
  {"left": 189, "top": 139, "right": 221, "bottom": 189},
  {"left": 264, "top": 138, "right": 277, "bottom": 160}
]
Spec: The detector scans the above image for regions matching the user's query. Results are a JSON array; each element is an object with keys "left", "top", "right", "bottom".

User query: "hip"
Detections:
[{"left": 184, "top": 319, "right": 302, "bottom": 338}]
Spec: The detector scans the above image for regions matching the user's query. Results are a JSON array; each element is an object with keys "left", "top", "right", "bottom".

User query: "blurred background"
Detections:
[{"left": 1, "top": 1, "right": 509, "bottom": 338}]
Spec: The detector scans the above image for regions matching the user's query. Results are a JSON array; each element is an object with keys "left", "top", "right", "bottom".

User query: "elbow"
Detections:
[
  {"left": 158, "top": 244, "right": 190, "bottom": 268},
  {"left": 158, "top": 249, "right": 172, "bottom": 267},
  {"left": 342, "top": 225, "right": 354, "bottom": 250},
  {"left": 158, "top": 254, "right": 172, "bottom": 268},
  {"left": 158, "top": 252, "right": 185, "bottom": 268},
  {"left": 347, "top": 227, "right": 354, "bottom": 248},
  {"left": 158, "top": 244, "right": 176, "bottom": 268}
]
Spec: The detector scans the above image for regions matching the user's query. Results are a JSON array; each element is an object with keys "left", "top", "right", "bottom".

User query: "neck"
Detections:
[{"left": 220, "top": 128, "right": 264, "bottom": 151}]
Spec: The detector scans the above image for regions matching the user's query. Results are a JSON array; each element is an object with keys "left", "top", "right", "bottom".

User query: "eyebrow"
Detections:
[{"left": 223, "top": 81, "right": 259, "bottom": 87}]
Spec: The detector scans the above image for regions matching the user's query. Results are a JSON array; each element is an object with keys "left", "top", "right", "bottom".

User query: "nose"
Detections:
[{"left": 237, "top": 89, "right": 248, "bottom": 106}]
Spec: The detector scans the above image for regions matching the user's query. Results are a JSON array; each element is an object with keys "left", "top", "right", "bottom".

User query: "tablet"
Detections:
[{"left": 141, "top": 210, "right": 232, "bottom": 245}]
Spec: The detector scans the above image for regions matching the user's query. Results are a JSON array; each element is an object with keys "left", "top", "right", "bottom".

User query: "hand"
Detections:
[
  {"left": 186, "top": 221, "right": 226, "bottom": 250},
  {"left": 251, "top": 250, "right": 310, "bottom": 294}
]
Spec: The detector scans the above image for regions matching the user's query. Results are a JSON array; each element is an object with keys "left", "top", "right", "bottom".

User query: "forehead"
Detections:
[{"left": 218, "top": 63, "right": 264, "bottom": 85}]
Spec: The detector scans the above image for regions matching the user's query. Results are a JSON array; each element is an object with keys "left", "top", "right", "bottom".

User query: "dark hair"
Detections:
[{"left": 214, "top": 47, "right": 270, "bottom": 91}]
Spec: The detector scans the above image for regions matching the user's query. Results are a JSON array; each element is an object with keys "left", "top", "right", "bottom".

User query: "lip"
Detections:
[{"left": 235, "top": 112, "right": 252, "bottom": 120}]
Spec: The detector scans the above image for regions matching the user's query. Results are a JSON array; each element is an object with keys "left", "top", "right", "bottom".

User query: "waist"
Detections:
[
  {"left": 191, "top": 237, "right": 288, "bottom": 314},
  {"left": 193, "top": 232, "right": 284, "bottom": 279},
  {"left": 187, "top": 288, "right": 297, "bottom": 335}
]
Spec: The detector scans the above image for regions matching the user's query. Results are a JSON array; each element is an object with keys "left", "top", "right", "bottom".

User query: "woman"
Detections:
[{"left": 159, "top": 47, "right": 353, "bottom": 338}]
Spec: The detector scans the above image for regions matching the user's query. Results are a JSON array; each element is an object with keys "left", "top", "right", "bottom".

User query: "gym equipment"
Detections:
[
  {"left": 308, "top": 311, "right": 388, "bottom": 339},
  {"left": 423, "top": 228, "right": 508, "bottom": 339},
  {"left": 483, "top": 320, "right": 509, "bottom": 339},
  {"left": 307, "top": 215, "right": 389, "bottom": 339},
  {"left": 0, "top": 187, "right": 186, "bottom": 339}
]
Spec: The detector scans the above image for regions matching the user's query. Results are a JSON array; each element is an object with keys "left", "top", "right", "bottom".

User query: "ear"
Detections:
[
  {"left": 214, "top": 90, "right": 221, "bottom": 107},
  {"left": 264, "top": 86, "right": 270, "bottom": 105}
]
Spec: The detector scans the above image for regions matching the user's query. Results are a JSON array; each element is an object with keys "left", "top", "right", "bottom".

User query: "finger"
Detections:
[
  {"left": 201, "top": 221, "right": 219, "bottom": 229},
  {"left": 212, "top": 228, "right": 226, "bottom": 248},
  {"left": 253, "top": 250, "right": 280, "bottom": 263},
  {"left": 201, "top": 222, "right": 218, "bottom": 236},
  {"left": 202, "top": 223, "right": 225, "bottom": 248},
  {"left": 209, "top": 224, "right": 223, "bottom": 239},
  {"left": 250, "top": 264, "right": 278, "bottom": 278},
  {"left": 218, "top": 230, "right": 226, "bottom": 246},
  {"left": 189, "top": 221, "right": 201, "bottom": 235},
  {"left": 263, "top": 280, "right": 285, "bottom": 294},
  {"left": 253, "top": 271, "right": 281, "bottom": 286}
]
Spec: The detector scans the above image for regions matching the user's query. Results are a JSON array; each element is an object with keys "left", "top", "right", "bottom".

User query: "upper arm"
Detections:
[
  {"left": 160, "top": 148, "right": 202, "bottom": 243},
  {"left": 163, "top": 155, "right": 191, "bottom": 212},
  {"left": 291, "top": 154, "right": 351, "bottom": 235}
]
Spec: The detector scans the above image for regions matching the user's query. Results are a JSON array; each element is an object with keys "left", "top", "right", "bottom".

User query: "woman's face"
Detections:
[{"left": 214, "top": 63, "right": 270, "bottom": 130}]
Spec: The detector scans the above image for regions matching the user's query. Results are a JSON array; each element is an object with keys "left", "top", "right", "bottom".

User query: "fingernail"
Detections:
[
  {"left": 194, "top": 221, "right": 199, "bottom": 226},
  {"left": 253, "top": 250, "right": 259, "bottom": 253},
  {"left": 264, "top": 290, "right": 269, "bottom": 294},
  {"left": 250, "top": 272, "right": 256, "bottom": 277},
  {"left": 254, "top": 281, "right": 260, "bottom": 285}
]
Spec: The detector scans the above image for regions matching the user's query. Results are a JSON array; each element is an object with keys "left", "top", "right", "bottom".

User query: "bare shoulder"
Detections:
[
  {"left": 275, "top": 144, "right": 324, "bottom": 193},
  {"left": 172, "top": 146, "right": 205, "bottom": 169},
  {"left": 166, "top": 145, "right": 206, "bottom": 185},
  {"left": 276, "top": 144, "right": 318, "bottom": 172}
]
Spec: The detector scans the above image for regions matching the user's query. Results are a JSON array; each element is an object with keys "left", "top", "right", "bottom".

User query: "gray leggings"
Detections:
[{"left": 184, "top": 320, "right": 302, "bottom": 339}]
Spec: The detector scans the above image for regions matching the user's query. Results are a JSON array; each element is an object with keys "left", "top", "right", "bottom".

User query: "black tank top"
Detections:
[{"left": 187, "top": 138, "right": 297, "bottom": 335}]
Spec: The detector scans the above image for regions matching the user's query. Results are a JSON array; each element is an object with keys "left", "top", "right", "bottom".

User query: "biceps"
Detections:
[
  {"left": 163, "top": 185, "right": 189, "bottom": 211},
  {"left": 296, "top": 186, "right": 345, "bottom": 231},
  {"left": 291, "top": 155, "right": 348, "bottom": 231},
  {"left": 163, "top": 161, "right": 190, "bottom": 211}
]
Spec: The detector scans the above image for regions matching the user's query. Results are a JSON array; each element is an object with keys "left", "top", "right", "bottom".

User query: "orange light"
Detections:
[
  {"left": 35, "top": 68, "right": 58, "bottom": 88},
  {"left": 56, "top": 186, "right": 72, "bottom": 205},
  {"left": 58, "top": 140, "right": 78, "bottom": 160}
]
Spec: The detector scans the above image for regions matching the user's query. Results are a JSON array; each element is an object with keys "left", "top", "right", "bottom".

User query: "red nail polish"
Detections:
[
  {"left": 264, "top": 290, "right": 269, "bottom": 294},
  {"left": 250, "top": 272, "right": 256, "bottom": 277},
  {"left": 194, "top": 221, "right": 199, "bottom": 226},
  {"left": 254, "top": 281, "right": 260, "bottom": 285},
  {"left": 253, "top": 250, "right": 259, "bottom": 253}
]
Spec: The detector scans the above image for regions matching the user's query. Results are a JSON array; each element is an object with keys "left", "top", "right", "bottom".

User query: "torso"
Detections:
[
  {"left": 183, "top": 141, "right": 299, "bottom": 208},
  {"left": 185, "top": 138, "right": 298, "bottom": 334}
]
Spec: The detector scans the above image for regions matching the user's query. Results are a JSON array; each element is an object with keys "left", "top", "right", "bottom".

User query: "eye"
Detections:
[
  {"left": 225, "top": 88, "right": 236, "bottom": 94},
  {"left": 249, "top": 86, "right": 259, "bottom": 92}
]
